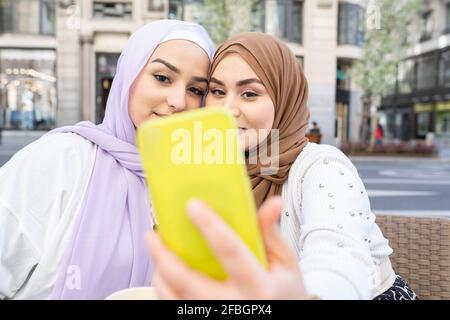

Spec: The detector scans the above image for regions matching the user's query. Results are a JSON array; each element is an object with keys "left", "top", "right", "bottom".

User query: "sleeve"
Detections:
[
  {"left": 0, "top": 202, "right": 40, "bottom": 299},
  {"left": 297, "top": 146, "right": 378, "bottom": 300},
  {"left": 0, "top": 133, "right": 94, "bottom": 299}
]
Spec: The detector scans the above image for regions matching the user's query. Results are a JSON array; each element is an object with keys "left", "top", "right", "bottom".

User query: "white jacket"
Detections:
[
  {"left": 0, "top": 133, "right": 96, "bottom": 299},
  {"left": 280, "top": 142, "right": 395, "bottom": 299}
]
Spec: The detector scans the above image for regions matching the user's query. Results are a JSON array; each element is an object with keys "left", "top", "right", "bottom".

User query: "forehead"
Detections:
[
  {"left": 212, "top": 53, "right": 259, "bottom": 79},
  {"left": 151, "top": 40, "right": 210, "bottom": 69}
]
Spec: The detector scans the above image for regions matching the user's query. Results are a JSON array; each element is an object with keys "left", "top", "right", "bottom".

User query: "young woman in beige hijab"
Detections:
[{"left": 148, "top": 32, "right": 417, "bottom": 300}]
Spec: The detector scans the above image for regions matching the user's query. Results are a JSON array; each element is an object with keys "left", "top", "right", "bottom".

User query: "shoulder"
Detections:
[
  {"left": 27, "top": 132, "right": 95, "bottom": 157},
  {"left": 289, "top": 143, "right": 357, "bottom": 181},
  {"left": 0, "top": 132, "right": 97, "bottom": 227},
  {"left": 0, "top": 132, "right": 97, "bottom": 191},
  {"left": 301, "top": 142, "right": 352, "bottom": 163},
  {"left": 2, "top": 132, "right": 95, "bottom": 170}
]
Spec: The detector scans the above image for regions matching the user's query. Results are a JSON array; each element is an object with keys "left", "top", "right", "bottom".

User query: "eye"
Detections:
[
  {"left": 242, "top": 91, "right": 258, "bottom": 99},
  {"left": 154, "top": 74, "right": 170, "bottom": 83},
  {"left": 189, "top": 87, "right": 205, "bottom": 96},
  {"left": 211, "top": 88, "right": 225, "bottom": 96}
]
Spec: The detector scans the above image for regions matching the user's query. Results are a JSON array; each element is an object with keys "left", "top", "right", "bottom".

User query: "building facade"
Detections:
[
  {"left": 1, "top": 0, "right": 366, "bottom": 146},
  {"left": 0, "top": 0, "right": 165, "bottom": 130},
  {"left": 380, "top": 0, "right": 450, "bottom": 147},
  {"left": 168, "top": 0, "right": 367, "bottom": 145},
  {"left": 0, "top": 0, "right": 57, "bottom": 130}
]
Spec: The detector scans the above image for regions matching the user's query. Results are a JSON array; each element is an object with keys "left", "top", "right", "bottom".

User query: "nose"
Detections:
[
  {"left": 167, "top": 86, "right": 187, "bottom": 112},
  {"left": 223, "top": 96, "right": 241, "bottom": 119},
  {"left": 230, "top": 107, "right": 241, "bottom": 118}
]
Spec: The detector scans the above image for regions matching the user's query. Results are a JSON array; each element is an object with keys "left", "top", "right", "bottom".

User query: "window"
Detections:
[
  {"left": 396, "top": 111, "right": 412, "bottom": 141},
  {"left": 417, "top": 54, "right": 438, "bottom": 90},
  {"left": 148, "top": 0, "right": 164, "bottom": 12},
  {"left": 0, "top": 49, "right": 57, "bottom": 130},
  {"left": 251, "top": 0, "right": 265, "bottom": 32},
  {"left": 13, "top": 0, "right": 40, "bottom": 34},
  {"left": 266, "top": 0, "right": 285, "bottom": 38},
  {"left": 420, "top": 10, "right": 433, "bottom": 42},
  {"left": 338, "top": 3, "right": 364, "bottom": 47},
  {"left": 41, "top": 0, "right": 55, "bottom": 35},
  {"left": 168, "top": 0, "right": 185, "bottom": 20},
  {"left": 0, "top": 0, "right": 11, "bottom": 34},
  {"left": 442, "top": 115, "right": 450, "bottom": 134},
  {"left": 290, "top": 0, "right": 302, "bottom": 43},
  {"left": 416, "top": 111, "right": 432, "bottom": 137},
  {"left": 96, "top": 53, "right": 120, "bottom": 124},
  {"left": 336, "top": 60, "right": 352, "bottom": 91},
  {"left": 265, "top": 0, "right": 303, "bottom": 44},
  {"left": 181, "top": 0, "right": 203, "bottom": 23},
  {"left": 398, "top": 59, "right": 415, "bottom": 94},
  {"left": 0, "top": 0, "right": 55, "bottom": 34},
  {"left": 437, "top": 112, "right": 450, "bottom": 135},
  {"left": 93, "top": 1, "right": 132, "bottom": 19},
  {"left": 169, "top": 0, "right": 212, "bottom": 24},
  {"left": 168, "top": 0, "right": 266, "bottom": 33},
  {"left": 439, "top": 50, "right": 450, "bottom": 88}
]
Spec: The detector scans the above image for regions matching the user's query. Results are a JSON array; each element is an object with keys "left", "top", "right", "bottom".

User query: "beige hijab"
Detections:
[{"left": 210, "top": 32, "right": 310, "bottom": 208}]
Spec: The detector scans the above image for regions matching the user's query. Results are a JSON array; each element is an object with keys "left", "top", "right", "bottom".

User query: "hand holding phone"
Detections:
[{"left": 137, "top": 107, "right": 267, "bottom": 280}]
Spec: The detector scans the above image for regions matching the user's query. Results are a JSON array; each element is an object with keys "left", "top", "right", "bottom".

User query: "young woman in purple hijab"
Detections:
[{"left": 0, "top": 20, "right": 214, "bottom": 300}]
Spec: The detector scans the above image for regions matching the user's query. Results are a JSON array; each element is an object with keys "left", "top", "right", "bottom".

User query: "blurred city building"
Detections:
[
  {"left": 380, "top": 0, "right": 450, "bottom": 147},
  {"left": 0, "top": 0, "right": 368, "bottom": 146},
  {"left": 168, "top": 0, "right": 367, "bottom": 145},
  {"left": 0, "top": 0, "right": 165, "bottom": 130}
]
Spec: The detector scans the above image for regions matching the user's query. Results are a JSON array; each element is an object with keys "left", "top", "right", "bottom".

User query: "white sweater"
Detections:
[
  {"left": 280, "top": 142, "right": 395, "bottom": 299},
  {"left": 0, "top": 133, "right": 395, "bottom": 299}
]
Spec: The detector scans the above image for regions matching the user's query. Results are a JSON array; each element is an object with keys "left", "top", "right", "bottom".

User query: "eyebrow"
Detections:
[
  {"left": 152, "top": 59, "right": 208, "bottom": 83},
  {"left": 210, "top": 77, "right": 224, "bottom": 86},
  {"left": 237, "top": 78, "right": 264, "bottom": 87},
  {"left": 193, "top": 77, "right": 209, "bottom": 84},
  {"left": 210, "top": 77, "right": 264, "bottom": 87},
  {"left": 151, "top": 58, "right": 180, "bottom": 74}
]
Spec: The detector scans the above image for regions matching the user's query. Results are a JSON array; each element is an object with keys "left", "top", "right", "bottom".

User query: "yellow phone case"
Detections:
[{"left": 137, "top": 107, "right": 267, "bottom": 280}]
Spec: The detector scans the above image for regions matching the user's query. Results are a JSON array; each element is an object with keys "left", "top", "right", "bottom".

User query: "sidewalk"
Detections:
[
  {"left": 349, "top": 147, "right": 450, "bottom": 163},
  {"left": 439, "top": 147, "right": 450, "bottom": 161}
]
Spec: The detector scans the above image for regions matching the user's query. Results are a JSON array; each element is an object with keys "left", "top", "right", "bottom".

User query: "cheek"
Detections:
[
  {"left": 246, "top": 102, "right": 274, "bottom": 129},
  {"left": 186, "top": 95, "right": 203, "bottom": 110},
  {"left": 204, "top": 94, "right": 217, "bottom": 107},
  {"left": 136, "top": 85, "right": 163, "bottom": 111},
  {"left": 129, "top": 83, "right": 164, "bottom": 123},
  {"left": 258, "top": 100, "right": 275, "bottom": 129}
]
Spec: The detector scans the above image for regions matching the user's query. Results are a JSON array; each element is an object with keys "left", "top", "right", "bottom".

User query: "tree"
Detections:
[
  {"left": 201, "top": 0, "right": 263, "bottom": 44},
  {"left": 351, "top": 0, "right": 421, "bottom": 149}
]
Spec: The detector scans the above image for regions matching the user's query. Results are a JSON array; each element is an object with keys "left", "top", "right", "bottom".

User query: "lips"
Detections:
[{"left": 238, "top": 127, "right": 248, "bottom": 135}]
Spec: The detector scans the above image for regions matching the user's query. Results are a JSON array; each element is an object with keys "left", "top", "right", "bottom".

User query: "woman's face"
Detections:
[
  {"left": 129, "top": 40, "right": 210, "bottom": 128},
  {"left": 205, "top": 53, "right": 275, "bottom": 151}
]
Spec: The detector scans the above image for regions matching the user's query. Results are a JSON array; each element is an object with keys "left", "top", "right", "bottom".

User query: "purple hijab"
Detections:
[{"left": 49, "top": 20, "right": 215, "bottom": 299}]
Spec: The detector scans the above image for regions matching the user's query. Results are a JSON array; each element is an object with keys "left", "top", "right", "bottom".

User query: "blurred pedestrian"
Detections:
[{"left": 375, "top": 123, "right": 383, "bottom": 147}]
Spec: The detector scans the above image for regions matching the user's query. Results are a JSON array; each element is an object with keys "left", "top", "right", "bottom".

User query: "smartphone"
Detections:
[{"left": 137, "top": 107, "right": 267, "bottom": 280}]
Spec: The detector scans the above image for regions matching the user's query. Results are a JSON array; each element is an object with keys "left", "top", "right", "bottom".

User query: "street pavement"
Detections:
[{"left": 351, "top": 157, "right": 450, "bottom": 218}]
